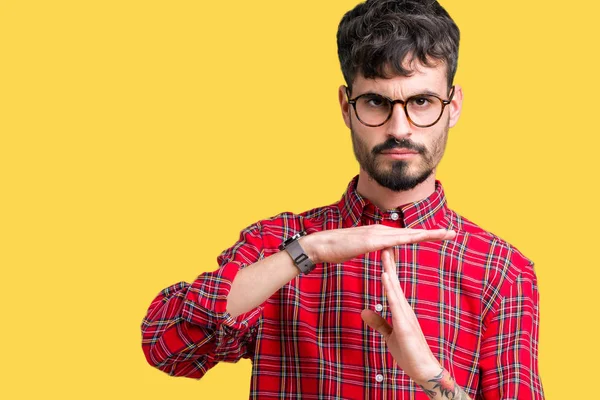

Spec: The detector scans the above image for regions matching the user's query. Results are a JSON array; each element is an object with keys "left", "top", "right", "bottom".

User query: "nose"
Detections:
[{"left": 385, "top": 103, "right": 412, "bottom": 141}]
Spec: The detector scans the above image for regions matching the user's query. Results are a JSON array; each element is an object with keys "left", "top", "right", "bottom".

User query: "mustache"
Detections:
[{"left": 372, "top": 138, "right": 426, "bottom": 155}]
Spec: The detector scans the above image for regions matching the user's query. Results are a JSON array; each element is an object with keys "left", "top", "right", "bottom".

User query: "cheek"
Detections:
[
  {"left": 429, "top": 131, "right": 449, "bottom": 159},
  {"left": 416, "top": 129, "right": 446, "bottom": 161},
  {"left": 353, "top": 128, "right": 382, "bottom": 150}
]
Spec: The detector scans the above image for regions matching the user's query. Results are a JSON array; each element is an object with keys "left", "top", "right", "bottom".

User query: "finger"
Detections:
[
  {"left": 382, "top": 248, "right": 397, "bottom": 276},
  {"left": 390, "top": 228, "right": 455, "bottom": 238},
  {"left": 382, "top": 271, "right": 402, "bottom": 314},
  {"left": 382, "top": 248, "right": 390, "bottom": 269},
  {"left": 383, "top": 251, "right": 413, "bottom": 318},
  {"left": 361, "top": 309, "right": 393, "bottom": 338},
  {"left": 365, "top": 225, "right": 456, "bottom": 240},
  {"left": 389, "top": 229, "right": 456, "bottom": 247},
  {"left": 383, "top": 270, "right": 423, "bottom": 339},
  {"left": 381, "top": 249, "right": 401, "bottom": 301},
  {"left": 364, "top": 227, "right": 455, "bottom": 254},
  {"left": 387, "top": 249, "right": 403, "bottom": 298},
  {"left": 383, "top": 269, "right": 416, "bottom": 322},
  {"left": 383, "top": 248, "right": 403, "bottom": 301}
]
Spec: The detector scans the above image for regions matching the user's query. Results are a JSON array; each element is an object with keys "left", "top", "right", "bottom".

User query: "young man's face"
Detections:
[{"left": 339, "top": 61, "right": 462, "bottom": 192}]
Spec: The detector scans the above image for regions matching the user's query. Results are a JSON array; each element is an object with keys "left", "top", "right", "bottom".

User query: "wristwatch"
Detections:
[{"left": 279, "top": 231, "right": 316, "bottom": 275}]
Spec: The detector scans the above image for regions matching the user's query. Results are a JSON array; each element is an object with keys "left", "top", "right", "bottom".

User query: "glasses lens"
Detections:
[
  {"left": 355, "top": 94, "right": 392, "bottom": 126},
  {"left": 406, "top": 95, "right": 443, "bottom": 127}
]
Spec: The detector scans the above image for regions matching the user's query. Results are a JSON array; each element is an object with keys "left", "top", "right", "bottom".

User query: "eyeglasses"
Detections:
[{"left": 347, "top": 86, "right": 455, "bottom": 128}]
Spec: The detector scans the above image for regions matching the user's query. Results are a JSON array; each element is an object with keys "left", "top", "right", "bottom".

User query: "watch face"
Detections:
[
  {"left": 291, "top": 232, "right": 304, "bottom": 240},
  {"left": 282, "top": 231, "right": 306, "bottom": 247},
  {"left": 285, "top": 235, "right": 298, "bottom": 246}
]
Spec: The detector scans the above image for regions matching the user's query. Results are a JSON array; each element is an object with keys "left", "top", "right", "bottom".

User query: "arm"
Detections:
[
  {"left": 361, "top": 248, "right": 473, "bottom": 399},
  {"left": 362, "top": 250, "right": 545, "bottom": 399},
  {"left": 142, "top": 224, "right": 455, "bottom": 378},
  {"left": 141, "top": 224, "right": 265, "bottom": 378},
  {"left": 227, "top": 225, "right": 456, "bottom": 317},
  {"left": 477, "top": 262, "right": 544, "bottom": 399}
]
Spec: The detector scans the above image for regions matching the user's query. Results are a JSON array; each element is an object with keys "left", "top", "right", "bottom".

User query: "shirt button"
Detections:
[
  {"left": 375, "top": 304, "right": 383, "bottom": 312},
  {"left": 375, "top": 374, "right": 384, "bottom": 383},
  {"left": 390, "top": 212, "right": 399, "bottom": 221}
]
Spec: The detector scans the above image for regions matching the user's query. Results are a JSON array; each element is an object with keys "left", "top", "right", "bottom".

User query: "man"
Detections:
[{"left": 142, "top": 0, "right": 544, "bottom": 398}]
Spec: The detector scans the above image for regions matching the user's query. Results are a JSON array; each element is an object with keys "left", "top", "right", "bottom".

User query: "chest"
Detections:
[{"left": 256, "top": 245, "right": 483, "bottom": 397}]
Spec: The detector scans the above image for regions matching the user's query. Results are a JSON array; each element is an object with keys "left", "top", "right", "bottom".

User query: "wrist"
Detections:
[
  {"left": 413, "top": 367, "right": 470, "bottom": 400},
  {"left": 279, "top": 232, "right": 318, "bottom": 275},
  {"left": 411, "top": 363, "right": 444, "bottom": 388},
  {"left": 298, "top": 234, "right": 321, "bottom": 264}
]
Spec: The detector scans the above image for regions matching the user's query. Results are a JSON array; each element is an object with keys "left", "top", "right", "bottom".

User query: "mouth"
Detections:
[{"left": 379, "top": 150, "right": 419, "bottom": 159}]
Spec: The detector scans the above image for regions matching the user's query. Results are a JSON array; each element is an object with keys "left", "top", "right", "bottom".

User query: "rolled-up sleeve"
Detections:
[{"left": 141, "top": 224, "right": 264, "bottom": 378}]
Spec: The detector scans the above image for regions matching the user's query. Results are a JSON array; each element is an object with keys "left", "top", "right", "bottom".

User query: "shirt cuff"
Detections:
[{"left": 182, "top": 261, "right": 263, "bottom": 336}]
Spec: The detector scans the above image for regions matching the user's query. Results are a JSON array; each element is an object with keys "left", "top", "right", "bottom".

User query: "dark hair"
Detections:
[{"left": 337, "top": 0, "right": 460, "bottom": 92}]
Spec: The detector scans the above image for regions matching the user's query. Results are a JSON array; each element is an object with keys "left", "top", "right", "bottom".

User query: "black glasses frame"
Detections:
[{"left": 346, "top": 86, "right": 456, "bottom": 128}]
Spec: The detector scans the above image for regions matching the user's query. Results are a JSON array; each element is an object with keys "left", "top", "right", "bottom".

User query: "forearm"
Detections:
[
  {"left": 415, "top": 368, "right": 472, "bottom": 400},
  {"left": 226, "top": 238, "right": 309, "bottom": 318},
  {"left": 227, "top": 226, "right": 455, "bottom": 318}
]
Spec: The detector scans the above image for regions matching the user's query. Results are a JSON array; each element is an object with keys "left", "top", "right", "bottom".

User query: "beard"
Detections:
[{"left": 351, "top": 126, "right": 448, "bottom": 192}]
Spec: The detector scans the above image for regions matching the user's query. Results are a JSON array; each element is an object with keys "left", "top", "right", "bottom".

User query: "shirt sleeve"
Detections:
[
  {"left": 141, "top": 223, "right": 264, "bottom": 379},
  {"left": 477, "top": 262, "right": 545, "bottom": 399}
]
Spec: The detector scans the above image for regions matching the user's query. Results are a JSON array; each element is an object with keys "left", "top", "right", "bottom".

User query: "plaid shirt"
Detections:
[{"left": 142, "top": 177, "right": 544, "bottom": 399}]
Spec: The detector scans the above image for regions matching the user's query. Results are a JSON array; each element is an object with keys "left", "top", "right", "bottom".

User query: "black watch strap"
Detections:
[{"left": 279, "top": 231, "right": 316, "bottom": 275}]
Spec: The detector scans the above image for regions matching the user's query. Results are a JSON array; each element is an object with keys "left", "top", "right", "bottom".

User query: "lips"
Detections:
[
  {"left": 371, "top": 137, "right": 425, "bottom": 156},
  {"left": 380, "top": 150, "right": 419, "bottom": 155}
]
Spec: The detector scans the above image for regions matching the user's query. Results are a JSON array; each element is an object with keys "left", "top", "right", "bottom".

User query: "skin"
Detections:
[{"left": 338, "top": 61, "right": 463, "bottom": 210}]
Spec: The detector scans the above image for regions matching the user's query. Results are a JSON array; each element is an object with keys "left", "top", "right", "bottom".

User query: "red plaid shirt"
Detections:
[{"left": 142, "top": 177, "right": 544, "bottom": 399}]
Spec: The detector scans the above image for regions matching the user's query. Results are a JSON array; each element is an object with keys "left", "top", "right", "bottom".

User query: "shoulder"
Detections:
[
  {"left": 446, "top": 208, "right": 532, "bottom": 269},
  {"left": 444, "top": 208, "right": 536, "bottom": 310}
]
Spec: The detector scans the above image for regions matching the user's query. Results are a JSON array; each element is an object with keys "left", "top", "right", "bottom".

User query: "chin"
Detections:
[{"left": 379, "top": 168, "right": 434, "bottom": 192}]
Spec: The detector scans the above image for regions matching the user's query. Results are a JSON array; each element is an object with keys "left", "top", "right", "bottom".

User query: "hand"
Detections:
[
  {"left": 361, "top": 248, "right": 441, "bottom": 383},
  {"left": 302, "top": 225, "right": 455, "bottom": 265}
]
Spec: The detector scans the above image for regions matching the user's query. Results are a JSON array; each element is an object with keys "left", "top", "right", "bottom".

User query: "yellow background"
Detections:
[{"left": 1, "top": 0, "right": 598, "bottom": 398}]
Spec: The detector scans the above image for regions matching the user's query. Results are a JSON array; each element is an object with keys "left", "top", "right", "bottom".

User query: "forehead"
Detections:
[{"left": 352, "top": 61, "right": 448, "bottom": 97}]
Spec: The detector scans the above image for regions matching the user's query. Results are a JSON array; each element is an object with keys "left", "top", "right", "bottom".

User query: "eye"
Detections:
[
  {"left": 361, "top": 94, "right": 388, "bottom": 108},
  {"left": 410, "top": 97, "right": 430, "bottom": 106},
  {"left": 408, "top": 95, "right": 436, "bottom": 108}
]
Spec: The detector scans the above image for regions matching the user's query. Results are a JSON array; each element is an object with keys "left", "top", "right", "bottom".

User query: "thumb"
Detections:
[{"left": 361, "top": 309, "right": 392, "bottom": 338}]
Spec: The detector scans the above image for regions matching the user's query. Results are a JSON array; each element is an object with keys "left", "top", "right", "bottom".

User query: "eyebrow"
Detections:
[{"left": 353, "top": 89, "right": 444, "bottom": 99}]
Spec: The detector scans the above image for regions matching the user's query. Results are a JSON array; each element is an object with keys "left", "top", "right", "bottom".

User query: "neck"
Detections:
[{"left": 356, "top": 169, "right": 437, "bottom": 210}]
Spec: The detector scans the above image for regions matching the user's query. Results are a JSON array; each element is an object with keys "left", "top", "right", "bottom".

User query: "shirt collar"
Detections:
[{"left": 338, "top": 175, "right": 449, "bottom": 229}]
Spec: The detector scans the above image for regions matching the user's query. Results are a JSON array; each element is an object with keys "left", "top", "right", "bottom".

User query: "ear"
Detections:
[
  {"left": 338, "top": 85, "right": 351, "bottom": 129},
  {"left": 448, "top": 84, "right": 463, "bottom": 128}
]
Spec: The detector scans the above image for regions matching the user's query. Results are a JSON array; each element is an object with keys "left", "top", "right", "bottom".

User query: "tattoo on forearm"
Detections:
[
  {"left": 418, "top": 383, "right": 437, "bottom": 397},
  {"left": 419, "top": 368, "right": 471, "bottom": 400}
]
